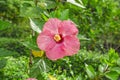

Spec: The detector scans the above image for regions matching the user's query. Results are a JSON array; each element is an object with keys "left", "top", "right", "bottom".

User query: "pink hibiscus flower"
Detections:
[
  {"left": 26, "top": 78, "right": 37, "bottom": 80},
  {"left": 37, "top": 18, "right": 80, "bottom": 60}
]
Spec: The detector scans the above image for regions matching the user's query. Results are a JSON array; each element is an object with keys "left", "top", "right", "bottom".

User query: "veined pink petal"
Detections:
[
  {"left": 43, "top": 18, "right": 61, "bottom": 34},
  {"left": 59, "top": 20, "right": 78, "bottom": 37},
  {"left": 26, "top": 78, "right": 37, "bottom": 80},
  {"left": 46, "top": 44, "right": 66, "bottom": 60},
  {"left": 63, "top": 35, "right": 80, "bottom": 56},
  {"left": 37, "top": 30, "right": 56, "bottom": 51}
]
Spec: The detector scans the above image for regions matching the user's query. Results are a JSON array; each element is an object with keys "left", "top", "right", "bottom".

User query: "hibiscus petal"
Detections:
[
  {"left": 26, "top": 78, "right": 37, "bottom": 80},
  {"left": 37, "top": 30, "right": 56, "bottom": 51},
  {"left": 63, "top": 35, "right": 80, "bottom": 56},
  {"left": 46, "top": 44, "right": 66, "bottom": 60},
  {"left": 59, "top": 20, "right": 78, "bottom": 36},
  {"left": 43, "top": 18, "right": 61, "bottom": 34}
]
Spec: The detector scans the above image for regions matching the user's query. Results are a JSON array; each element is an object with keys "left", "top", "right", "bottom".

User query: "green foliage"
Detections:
[
  {"left": 0, "top": 59, "right": 7, "bottom": 69},
  {"left": 0, "top": 0, "right": 120, "bottom": 80},
  {"left": 49, "top": 9, "right": 69, "bottom": 20},
  {"left": 21, "top": 36, "right": 39, "bottom": 50},
  {"left": 29, "top": 58, "right": 49, "bottom": 80},
  {"left": 0, "top": 20, "right": 11, "bottom": 30},
  {"left": 0, "top": 48, "right": 17, "bottom": 57},
  {"left": 2, "top": 56, "right": 29, "bottom": 80},
  {"left": 0, "top": 37, "right": 29, "bottom": 56},
  {"left": 105, "top": 71, "right": 119, "bottom": 80},
  {"left": 85, "top": 64, "right": 96, "bottom": 79}
]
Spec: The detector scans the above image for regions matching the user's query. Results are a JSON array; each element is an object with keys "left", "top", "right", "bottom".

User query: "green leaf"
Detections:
[
  {"left": 67, "top": 0, "right": 85, "bottom": 8},
  {"left": 29, "top": 18, "right": 41, "bottom": 33},
  {"left": 21, "top": 1, "right": 34, "bottom": 6},
  {"left": 110, "top": 67, "right": 120, "bottom": 74},
  {"left": 49, "top": 9, "right": 69, "bottom": 20},
  {"left": 0, "top": 20, "right": 11, "bottom": 30},
  {"left": 59, "top": 9, "right": 69, "bottom": 20},
  {"left": 45, "top": 1, "right": 57, "bottom": 9},
  {"left": 20, "top": 7, "right": 43, "bottom": 18},
  {"left": 49, "top": 10, "right": 61, "bottom": 18},
  {"left": 41, "top": 13, "right": 48, "bottom": 21},
  {"left": 21, "top": 41, "right": 38, "bottom": 50},
  {"left": 77, "top": 34, "right": 90, "bottom": 41},
  {"left": 98, "top": 65, "right": 105, "bottom": 73},
  {"left": 117, "top": 58, "right": 120, "bottom": 66},
  {"left": 85, "top": 64, "right": 96, "bottom": 79},
  {"left": 0, "top": 59, "right": 7, "bottom": 69},
  {"left": 30, "top": 59, "right": 49, "bottom": 79},
  {"left": 108, "top": 48, "right": 119, "bottom": 64},
  {"left": 105, "top": 71, "right": 119, "bottom": 80},
  {"left": 21, "top": 35, "right": 39, "bottom": 50},
  {"left": 0, "top": 48, "right": 17, "bottom": 57}
]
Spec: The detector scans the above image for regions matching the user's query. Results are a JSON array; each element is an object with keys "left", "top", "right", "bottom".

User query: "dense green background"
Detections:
[{"left": 0, "top": 0, "right": 120, "bottom": 80}]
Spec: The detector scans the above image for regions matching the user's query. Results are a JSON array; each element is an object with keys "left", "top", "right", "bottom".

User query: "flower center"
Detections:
[{"left": 54, "top": 34, "right": 61, "bottom": 42}]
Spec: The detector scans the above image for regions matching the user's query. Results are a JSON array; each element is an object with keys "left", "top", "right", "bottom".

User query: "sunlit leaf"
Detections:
[
  {"left": 98, "top": 65, "right": 105, "bottom": 73},
  {"left": 29, "top": 18, "right": 41, "bottom": 33},
  {"left": 85, "top": 64, "right": 96, "bottom": 79},
  {"left": 67, "top": 0, "right": 85, "bottom": 8},
  {"left": 41, "top": 13, "right": 48, "bottom": 21}
]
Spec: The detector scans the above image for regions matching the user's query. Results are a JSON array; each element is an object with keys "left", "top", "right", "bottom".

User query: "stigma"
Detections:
[{"left": 54, "top": 34, "right": 61, "bottom": 42}]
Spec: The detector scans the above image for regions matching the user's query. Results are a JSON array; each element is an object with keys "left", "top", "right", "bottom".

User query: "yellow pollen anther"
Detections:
[{"left": 54, "top": 34, "right": 61, "bottom": 42}]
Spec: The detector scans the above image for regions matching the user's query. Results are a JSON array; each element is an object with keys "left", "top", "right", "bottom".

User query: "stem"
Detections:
[{"left": 34, "top": 0, "right": 38, "bottom": 7}]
